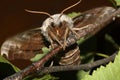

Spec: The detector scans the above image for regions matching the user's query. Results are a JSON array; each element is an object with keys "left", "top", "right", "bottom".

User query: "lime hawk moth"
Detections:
[{"left": 0, "top": 0, "right": 117, "bottom": 66}]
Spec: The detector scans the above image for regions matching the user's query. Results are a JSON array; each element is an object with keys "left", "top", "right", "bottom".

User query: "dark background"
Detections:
[{"left": 0, "top": 0, "right": 113, "bottom": 46}]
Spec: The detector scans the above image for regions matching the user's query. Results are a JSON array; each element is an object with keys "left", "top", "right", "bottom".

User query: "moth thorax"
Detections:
[{"left": 40, "top": 14, "right": 74, "bottom": 41}]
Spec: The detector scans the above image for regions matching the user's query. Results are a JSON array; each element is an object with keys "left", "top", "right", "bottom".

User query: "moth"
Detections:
[{"left": 0, "top": 0, "right": 116, "bottom": 66}]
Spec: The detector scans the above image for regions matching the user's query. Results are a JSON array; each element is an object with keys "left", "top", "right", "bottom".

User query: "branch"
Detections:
[
  {"left": 3, "top": 46, "right": 62, "bottom": 80},
  {"left": 3, "top": 7, "right": 120, "bottom": 80},
  {"left": 38, "top": 52, "right": 116, "bottom": 75}
]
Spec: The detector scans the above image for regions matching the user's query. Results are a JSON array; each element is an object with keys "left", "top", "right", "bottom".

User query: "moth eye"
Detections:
[
  {"left": 59, "top": 22, "right": 62, "bottom": 27},
  {"left": 51, "top": 22, "right": 55, "bottom": 28},
  {"left": 50, "top": 22, "right": 63, "bottom": 28}
]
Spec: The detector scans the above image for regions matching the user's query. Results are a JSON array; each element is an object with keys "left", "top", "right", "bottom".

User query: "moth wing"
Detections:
[
  {"left": 73, "top": 7, "right": 115, "bottom": 28},
  {"left": 0, "top": 28, "right": 46, "bottom": 60}
]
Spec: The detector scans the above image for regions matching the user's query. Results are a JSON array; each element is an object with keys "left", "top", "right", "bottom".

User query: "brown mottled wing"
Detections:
[
  {"left": 0, "top": 28, "right": 46, "bottom": 60},
  {"left": 73, "top": 7, "right": 115, "bottom": 28}
]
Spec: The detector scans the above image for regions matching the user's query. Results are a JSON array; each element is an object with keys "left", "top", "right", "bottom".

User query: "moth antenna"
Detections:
[
  {"left": 59, "top": 0, "right": 82, "bottom": 18},
  {"left": 25, "top": 9, "right": 53, "bottom": 19}
]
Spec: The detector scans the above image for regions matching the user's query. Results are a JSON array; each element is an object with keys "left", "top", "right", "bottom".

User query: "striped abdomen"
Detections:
[{"left": 59, "top": 46, "right": 80, "bottom": 65}]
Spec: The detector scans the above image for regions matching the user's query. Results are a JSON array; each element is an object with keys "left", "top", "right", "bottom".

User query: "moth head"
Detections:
[
  {"left": 25, "top": 0, "right": 82, "bottom": 48},
  {"left": 41, "top": 14, "right": 73, "bottom": 42}
]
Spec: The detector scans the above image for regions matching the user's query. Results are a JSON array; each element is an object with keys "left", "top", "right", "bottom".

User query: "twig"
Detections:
[
  {"left": 3, "top": 7, "right": 120, "bottom": 80},
  {"left": 38, "top": 52, "right": 116, "bottom": 75},
  {"left": 3, "top": 46, "right": 62, "bottom": 80}
]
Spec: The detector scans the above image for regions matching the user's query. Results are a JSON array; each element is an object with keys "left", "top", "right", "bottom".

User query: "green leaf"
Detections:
[
  {"left": 115, "top": 0, "right": 120, "bottom": 6},
  {"left": 77, "top": 52, "right": 95, "bottom": 80},
  {"left": 81, "top": 50, "right": 120, "bottom": 80},
  {"left": 105, "top": 34, "right": 119, "bottom": 49},
  {"left": 42, "top": 47, "right": 51, "bottom": 54},
  {"left": 108, "top": 0, "right": 117, "bottom": 8},
  {"left": 96, "top": 53, "right": 109, "bottom": 58},
  {"left": 30, "top": 47, "right": 50, "bottom": 62},
  {"left": 67, "top": 12, "right": 81, "bottom": 18},
  {"left": 77, "top": 70, "right": 90, "bottom": 80},
  {"left": 32, "top": 74, "right": 58, "bottom": 80},
  {"left": 0, "top": 55, "right": 20, "bottom": 72},
  {"left": 23, "top": 74, "right": 58, "bottom": 80}
]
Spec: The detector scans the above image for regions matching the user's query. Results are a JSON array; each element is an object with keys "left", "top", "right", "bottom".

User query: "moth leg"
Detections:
[
  {"left": 63, "top": 27, "right": 69, "bottom": 49},
  {"left": 72, "top": 24, "right": 93, "bottom": 31},
  {"left": 48, "top": 31, "right": 64, "bottom": 48},
  {"left": 69, "top": 27, "right": 80, "bottom": 38},
  {"left": 49, "top": 37, "right": 55, "bottom": 49},
  {"left": 49, "top": 61, "right": 54, "bottom": 67},
  {"left": 71, "top": 24, "right": 93, "bottom": 38}
]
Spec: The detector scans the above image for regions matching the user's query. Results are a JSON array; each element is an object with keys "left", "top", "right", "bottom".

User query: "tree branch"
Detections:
[{"left": 38, "top": 52, "right": 116, "bottom": 75}]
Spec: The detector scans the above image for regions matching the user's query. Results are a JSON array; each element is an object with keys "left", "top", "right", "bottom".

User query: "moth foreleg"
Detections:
[{"left": 48, "top": 30, "right": 64, "bottom": 49}]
